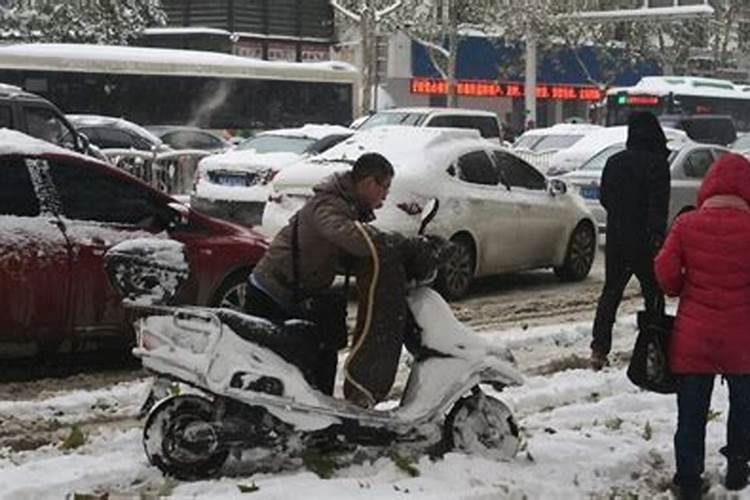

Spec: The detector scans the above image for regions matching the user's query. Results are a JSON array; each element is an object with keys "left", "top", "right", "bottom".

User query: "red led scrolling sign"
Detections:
[{"left": 410, "top": 78, "right": 603, "bottom": 101}]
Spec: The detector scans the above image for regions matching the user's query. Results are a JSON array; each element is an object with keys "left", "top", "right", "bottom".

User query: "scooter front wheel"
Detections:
[
  {"left": 443, "top": 390, "right": 520, "bottom": 461},
  {"left": 143, "top": 394, "right": 229, "bottom": 480}
]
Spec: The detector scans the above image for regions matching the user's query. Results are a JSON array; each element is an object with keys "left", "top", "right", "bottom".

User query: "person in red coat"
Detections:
[{"left": 655, "top": 152, "right": 750, "bottom": 499}]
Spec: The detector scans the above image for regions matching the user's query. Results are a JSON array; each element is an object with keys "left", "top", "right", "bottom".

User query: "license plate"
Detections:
[
  {"left": 214, "top": 174, "right": 254, "bottom": 187},
  {"left": 580, "top": 185, "right": 599, "bottom": 200}
]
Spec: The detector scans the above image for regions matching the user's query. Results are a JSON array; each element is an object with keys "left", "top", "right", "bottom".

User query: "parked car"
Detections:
[
  {"left": 547, "top": 125, "right": 689, "bottom": 176},
  {"left": 67, "top": 114, "right": 166, "bottom": 152},
  {"left": 0, "top": 83, "right": 101, "bottom": 159},
  {"left": 263, "top": 126, "right": 597, "bottom": 299},
  {"left": 659, "top": 114, "right": 737, "bottom": 146},
  {"left": 0, "top": 129, "right": 267, "bottom": 357},
  {"left": 559, "top": 141, "right": 729, "bottom": 233},
  {"left": 146, "top": 125, "right": 231, "bottom": 152},
  {"left": 353, "top": 107, "right": 503, "bottom": 142},
  {"left": 190, "top": 124, "right": 353, "bottom": 227}
]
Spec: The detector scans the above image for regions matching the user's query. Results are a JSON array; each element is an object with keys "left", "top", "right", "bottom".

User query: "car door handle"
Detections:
[{"left": 519, "top": 203, "right": 532, "bottom": 210}]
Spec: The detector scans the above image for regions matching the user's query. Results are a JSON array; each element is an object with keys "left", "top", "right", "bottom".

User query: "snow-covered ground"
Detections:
[{"left": 1, "top": 314, "right": 746, "bottom": 500}]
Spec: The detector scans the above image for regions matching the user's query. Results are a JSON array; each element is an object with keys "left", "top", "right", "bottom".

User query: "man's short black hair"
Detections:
[{"left": 352, "top": 152, "right": 394, "bottom": 184}]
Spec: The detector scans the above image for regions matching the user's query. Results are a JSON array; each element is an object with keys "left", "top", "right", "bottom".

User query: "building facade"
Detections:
[{"left": 140, "top": 0, "right": 335, "bottom": 62}]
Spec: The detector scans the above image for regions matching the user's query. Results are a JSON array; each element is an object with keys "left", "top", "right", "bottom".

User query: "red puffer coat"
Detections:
[{"left": 655, "top": 152, "right": 750, "bottom": 374}]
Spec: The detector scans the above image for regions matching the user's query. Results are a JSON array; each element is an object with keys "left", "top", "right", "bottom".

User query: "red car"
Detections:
[{"left": 0, "top": 130, "right": 267, "bottom": 356}]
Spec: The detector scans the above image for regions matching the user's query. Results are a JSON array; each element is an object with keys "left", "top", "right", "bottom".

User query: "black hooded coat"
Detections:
[{"left": 600, "top": 112, "right": 671, "bottom": 259}]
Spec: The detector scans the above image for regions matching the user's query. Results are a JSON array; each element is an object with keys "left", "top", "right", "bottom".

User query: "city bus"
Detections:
[
  {"left": 606, "top": 76, "right": 750, "bottom": 132},
  {"left": 0, "top": 43, "right": 358, "bottom": 131}
]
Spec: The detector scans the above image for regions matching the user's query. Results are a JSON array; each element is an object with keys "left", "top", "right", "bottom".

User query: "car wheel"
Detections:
[
  {"left": 211, "top": 271, "right": 250, "bottom": 311},
  {"left": 436, "top": 236, "right": 475, "bottom": 300},
  {"left": 554, "top": 222, "right": 595, "bottom": 282}
]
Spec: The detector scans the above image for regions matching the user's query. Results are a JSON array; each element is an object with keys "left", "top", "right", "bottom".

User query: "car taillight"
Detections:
[
  {"left": 396, "top": 201, "right": 423, "bottom": 216},
  {"left": 268, "top": 192, "right": 284, "bottom": 204},
  {"left": 262, "top": 169, "right": 279, "bottom": 185}
]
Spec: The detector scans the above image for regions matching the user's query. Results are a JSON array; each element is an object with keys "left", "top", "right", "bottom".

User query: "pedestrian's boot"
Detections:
[
  {"left": 672, "top": 474, "right": 703, "bottom": 500},
  {"left": 725, "top": 460, "right": 749, "bottom": 491},
  {"left": 590, "top": 349, "right": 609, "bottom": 371}
]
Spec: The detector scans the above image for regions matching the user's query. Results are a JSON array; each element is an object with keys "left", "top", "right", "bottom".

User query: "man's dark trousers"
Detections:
[{"left": 591, "top": 244, "right": 665, "bottom": 355}]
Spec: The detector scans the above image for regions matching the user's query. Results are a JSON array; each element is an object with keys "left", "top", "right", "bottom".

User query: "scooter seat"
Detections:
[{"left": 214, "top": 309, "right": 321, "bottom": 375}]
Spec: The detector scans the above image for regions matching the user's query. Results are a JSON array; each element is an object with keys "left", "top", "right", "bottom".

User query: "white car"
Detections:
[
  {"left": 263, "top": 126, "right": 597, "bottom": 299},
  {"left": 559, "top": 141, "right": 729, "bottom": 233},
  {"left": 190, "top": 124, "right": 353, "bottom": 226},
  {"left": 547, "top": 125, "right": 689, "bottom": 176},
  {"left": 512, "top": 123, "right": 603, "bottom": 173}
]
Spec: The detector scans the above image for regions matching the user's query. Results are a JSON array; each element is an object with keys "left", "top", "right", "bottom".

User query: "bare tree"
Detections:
[
  {"left": 399, "top": 0, "right": 514, "bottom": 107},
  {"left": 330, "top": 0, "right": 404, "bottom": 115},
  {"left": 0, "top": 0, "right": 166, "bottom": 45}
]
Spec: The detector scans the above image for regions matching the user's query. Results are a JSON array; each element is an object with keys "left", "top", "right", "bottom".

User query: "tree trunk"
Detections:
[
  {"left": 360, "top": 9, "right": 375, "bottom": 115},
  {"left": 447, "top": 12, "right": 458, "bottom": 108}
]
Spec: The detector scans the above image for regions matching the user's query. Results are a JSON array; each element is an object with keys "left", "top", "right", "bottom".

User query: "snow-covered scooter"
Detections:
[{"left": 105, "top": 200, "right": 523, "bottom": 480}]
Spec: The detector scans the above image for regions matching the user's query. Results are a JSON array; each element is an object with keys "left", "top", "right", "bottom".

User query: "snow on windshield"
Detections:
[
  {"left": 358, "top": 112, "right": 426, "bottom": 130},
  {"left": 532, "top": 134, "right": 584, "bottom": 151},
  {"left": 236, "top": 135, "right": 316, "bottom": 154}
]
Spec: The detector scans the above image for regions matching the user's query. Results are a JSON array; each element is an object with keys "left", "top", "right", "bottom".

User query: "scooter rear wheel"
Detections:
[
  {"left": 444, "top": 390, "right": 520, "bottom": 460},
  {"left": 143, "top": 394, "right": 229, "bottom": 480}
]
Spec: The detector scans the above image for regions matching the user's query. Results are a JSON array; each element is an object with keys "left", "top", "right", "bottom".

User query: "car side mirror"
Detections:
[
  {"left": 548, "top": 178, "right": 567, "bottom": 196},
  {"left": 418, "top": 198, "right": 439, "bottom": 235}
]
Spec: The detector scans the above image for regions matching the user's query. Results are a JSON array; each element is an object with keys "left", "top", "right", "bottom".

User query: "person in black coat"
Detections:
[{"left": 590, "top": 111, "right": 670, "bottom": 370}]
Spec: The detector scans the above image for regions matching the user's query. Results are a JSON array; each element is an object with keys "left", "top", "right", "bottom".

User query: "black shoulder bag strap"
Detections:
[{"left": 291, "top": 215, "right": 301, "bottom": 305}]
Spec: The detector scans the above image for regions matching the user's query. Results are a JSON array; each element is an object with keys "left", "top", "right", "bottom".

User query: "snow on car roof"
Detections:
[
  {"left": 608, "top": 76, "right": 750, "bottom": 100},
  {"left": 66, "top": 114, "right": 162, "bottom": 145},
  {"left": 0, "top": 44, "right": 357, "bottom": 83},
  {"left": 517, "top": 123, "right": 603, "bottom": 137},
  {"left": 258, "top": 124, "right": 353, "bottom": 140},
  {"left": 318, "top": 125, "right": 484, "bottom": 166},
  {"left": 375, "top": 107, "right": 498, "bottom": 117},
  {"left": 0, "top": 128, "right": 83, "bottom": 158},
  {"left": 272, "top": 126, "right": 487, "bottom": 190},
  {"left": 550, "top": 125, "right": 688, "bottom": 169}
]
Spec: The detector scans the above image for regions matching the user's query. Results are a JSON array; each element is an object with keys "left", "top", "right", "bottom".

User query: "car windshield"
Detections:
[
  {"left": 581, "top": 144, "right": 625, "bottom": 171},
  {"left": 513, "top": 135, "right": 541, "bottom": 150},
  {"left": 357, "top": 112, "right": 426, "bottom": 129},
  {"left": 235, "top": 134, "right": 316, "bottom": 154},
  {"left": 531, "top": 134, "right": 584, "bottom": 152}
]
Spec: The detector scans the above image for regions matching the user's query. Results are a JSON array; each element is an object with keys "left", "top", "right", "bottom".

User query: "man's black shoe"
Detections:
[{"left": 725, "top": 460, "right": 749, "bottom": 491}]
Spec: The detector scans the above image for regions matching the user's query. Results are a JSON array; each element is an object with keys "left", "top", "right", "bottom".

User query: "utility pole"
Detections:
[
  {"left": 523, "top": 0, "right": 538, "bottom": 128},
  {"left": 524, "top": 31, "right": 537, "bottom": 127}
]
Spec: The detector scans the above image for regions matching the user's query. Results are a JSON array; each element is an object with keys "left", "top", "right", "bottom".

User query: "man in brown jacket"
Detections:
[{"left": 246, "top": 153, "right": 394, "bottom": 402}]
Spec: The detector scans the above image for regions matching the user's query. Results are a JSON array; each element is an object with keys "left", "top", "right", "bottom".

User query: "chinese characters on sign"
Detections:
[{"left": 410, "top": 78, "right": 603, "bottom": 101}]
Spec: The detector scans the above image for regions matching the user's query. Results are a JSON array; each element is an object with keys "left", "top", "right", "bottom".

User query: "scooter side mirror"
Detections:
[{"left": 418, "top": 198, "right": 439, "bottom": 235}]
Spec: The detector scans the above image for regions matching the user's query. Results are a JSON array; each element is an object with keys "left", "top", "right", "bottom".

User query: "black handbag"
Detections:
[{"left": 626, "top": 311, "right": 677, "bottom": 394}]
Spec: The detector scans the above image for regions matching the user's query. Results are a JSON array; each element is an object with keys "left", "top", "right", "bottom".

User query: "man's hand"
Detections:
[{"left": 649, "top": 233, "right": 665, "bottom": 255}]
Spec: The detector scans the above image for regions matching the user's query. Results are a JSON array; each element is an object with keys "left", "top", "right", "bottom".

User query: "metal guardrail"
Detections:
[
  {"left": 100, "top": 149, "right": 213, "bottom": 195},
  {"left": 511, "top": 148, "right": 559, "bottom": 174}
]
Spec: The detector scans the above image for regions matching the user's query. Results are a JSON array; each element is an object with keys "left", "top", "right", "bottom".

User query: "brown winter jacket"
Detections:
[{"left": 252, "top": 172, "right": 376, "bottom": 307}]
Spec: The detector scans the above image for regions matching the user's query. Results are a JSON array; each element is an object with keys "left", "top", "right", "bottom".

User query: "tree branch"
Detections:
[
  {"left": 329, "top": 0, "right": 361, "bottom": 23},
  {"left": 376, "top": 0, "right": 402, "bottom": 21}
]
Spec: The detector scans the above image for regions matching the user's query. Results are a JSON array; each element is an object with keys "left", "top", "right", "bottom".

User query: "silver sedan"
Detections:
[{"left": 559, "top": 142, "right": 729, "bottom": 233}]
